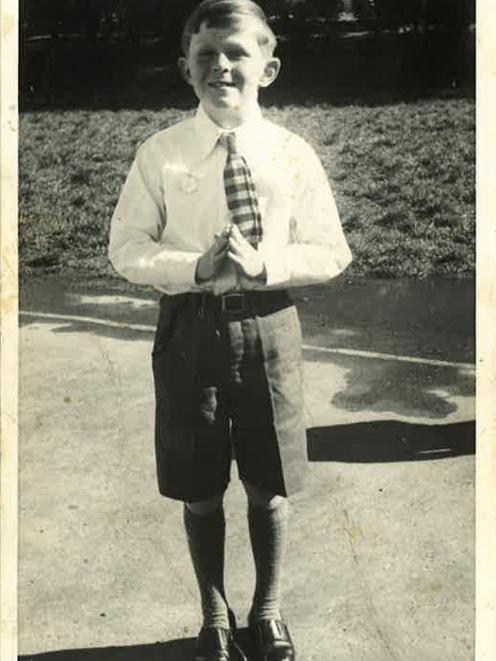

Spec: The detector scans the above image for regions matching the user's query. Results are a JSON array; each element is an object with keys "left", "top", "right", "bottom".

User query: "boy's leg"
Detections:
[
  {"left": 243, "top": 480, "right": 295, "bottom": 661},
  {"left": 242, "top": 481, "right": 289, "bottom": 623},
  {"left": 184, "top": 493, "right": 230, "bottom": 630},
  {"left": 153, "top": 297, "right": 233, "bottom": 631}
]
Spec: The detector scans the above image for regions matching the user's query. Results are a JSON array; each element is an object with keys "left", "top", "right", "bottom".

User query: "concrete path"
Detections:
[{"left": 18, "top": 276, "right": 475, "bottom": 661}]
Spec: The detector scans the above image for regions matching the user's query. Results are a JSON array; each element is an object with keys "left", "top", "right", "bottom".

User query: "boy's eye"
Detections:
[
  {"left": 194, "top": 46, "right": 250, "bottom": 61},
  {"left": 226, "top": 48, "right": 248, "bottom": 59}
]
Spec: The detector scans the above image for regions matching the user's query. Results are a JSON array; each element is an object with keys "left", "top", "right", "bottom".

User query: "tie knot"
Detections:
[{"left": 220, "top": 132, "right": 237, "bottom": 154}]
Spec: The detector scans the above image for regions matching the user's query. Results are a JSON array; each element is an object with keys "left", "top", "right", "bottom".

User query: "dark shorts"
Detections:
[{"left": 152, "top": 291, "right": 308, "bottom": 502}]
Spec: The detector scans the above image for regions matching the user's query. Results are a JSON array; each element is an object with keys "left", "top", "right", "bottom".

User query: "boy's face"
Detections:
[{"left": 179, "top": 19, "right": 280, "bottom": 126}]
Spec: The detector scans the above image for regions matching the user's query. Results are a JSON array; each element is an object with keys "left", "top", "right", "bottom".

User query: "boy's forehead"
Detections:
[{"left": 190, "top": 17, "right": 264, "bottom": 49}]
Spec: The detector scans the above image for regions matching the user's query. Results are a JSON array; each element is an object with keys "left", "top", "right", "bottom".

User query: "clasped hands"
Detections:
[{"left": 195, "top": 223, "right": 266, "bottom": 284}]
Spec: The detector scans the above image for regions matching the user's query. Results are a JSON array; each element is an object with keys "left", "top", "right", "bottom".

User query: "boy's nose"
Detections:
[{"left": 211, "top": 53, "right": 230, "bottom": 72}]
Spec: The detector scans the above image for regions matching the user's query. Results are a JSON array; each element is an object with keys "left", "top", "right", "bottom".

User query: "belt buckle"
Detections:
[{"left": 220, "top": 293, "right": 246, "bottom": 313}]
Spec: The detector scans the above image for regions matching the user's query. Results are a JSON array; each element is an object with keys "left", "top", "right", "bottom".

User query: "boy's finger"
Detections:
[
  {"left": 214, "top": 243, "right": 227, "bottom": 255},
  {"left": 215, "top": 225, "right": 232, "bottom": 242},
  {"left": 215, "top": 226, "right": 231, "bottom": 241},
  {"left": 228, "top": 232, "right": 247, "bottom": 249},
  {"left": 227, "top": 239, "right": 244, "bottom": 257},
  {"left": 230, "top": 227, "right": 251, "bottom": 247},
  {"left": 213, "top": 253, "right": 227, "bottom": 268},
  {"left": 214, "top": 231, "right": 227, "bottom": 243},
  {"left": 213, "top": 249, "right": 228, "bottom": 264},
  {"left": 213, "top": 236, "right": 228, "bottom": 252},
  {"left": 229, "top": 237, "right": 255, "bottom": 259},
  {"left": 227, "top": 251, "right": 242, "bottom": 266}
]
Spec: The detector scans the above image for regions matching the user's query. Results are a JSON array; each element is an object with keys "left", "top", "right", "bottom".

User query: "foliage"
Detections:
[
  {"left": 19, "top": 98, "right": 474, "bottom": 279},
  {"left": 371, "top": 0, "right": 474, "bottom": 29},
  {"left": 20, "top": 0, "right": 475, "bottom": 42},
  {"left": 20, "top": 0, "right": 475, "bottom": 103}
]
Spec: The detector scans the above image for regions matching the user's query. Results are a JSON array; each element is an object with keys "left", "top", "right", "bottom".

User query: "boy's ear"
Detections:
[
  {"left": 259, "top": 57, "right": 281, "bottom": 88},
  {"left": 178, "top": 57, "right": 193, "bottom": 85}
]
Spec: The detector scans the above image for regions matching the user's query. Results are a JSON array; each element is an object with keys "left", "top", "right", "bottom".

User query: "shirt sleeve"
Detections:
[
  {"left": 258, "top": 138, "right": 352, "bottom": 288},
  {"left": 108, "top": 141, "right": 202, "bottom": 293}
]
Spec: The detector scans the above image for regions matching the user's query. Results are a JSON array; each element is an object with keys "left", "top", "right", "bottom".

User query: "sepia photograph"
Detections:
[{"left": 2, "top": 0, "right": 490, "bottom": 659}]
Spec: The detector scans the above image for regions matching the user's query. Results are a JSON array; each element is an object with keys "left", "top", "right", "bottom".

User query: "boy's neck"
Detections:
[{"left": 202, "top": 102, "right": 261, "bottom": 130}]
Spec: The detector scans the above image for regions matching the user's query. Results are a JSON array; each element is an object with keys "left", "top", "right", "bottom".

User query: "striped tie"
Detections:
[{"left": 221, "top": 132, "right": 263, "bottom": 248}]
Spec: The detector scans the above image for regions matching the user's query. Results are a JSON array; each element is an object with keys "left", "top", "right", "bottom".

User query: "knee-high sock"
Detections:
[
  {"left": 183, "top": 505, "right": 229, "bottom": 629},
  {"left": 248, "top": 499, "right": 289, "bottom": 622}
]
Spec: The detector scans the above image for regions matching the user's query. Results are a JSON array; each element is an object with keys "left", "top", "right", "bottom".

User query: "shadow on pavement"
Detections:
[
  {"left": 19, "top": 628, "right": 257, "bottom": 661},
  {"left": 19, "top": 639, "right": 194, "bottom": 661},
  {"left": 305, "top": 349, "right": 475, "bottom": 419},
  {"left": 307, "top": 419, "right": 474, "bottom": 463}
]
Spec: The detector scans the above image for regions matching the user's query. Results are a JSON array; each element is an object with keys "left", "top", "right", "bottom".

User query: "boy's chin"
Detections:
[
  {"left": 203, "top": 93, "right": 258, "bottom": 114},
  {"left": 206, "top": 90, "right": 240, "bottom": 108},
  {"left": 209, "top": 96, "right": 236, "bottom": 108},
  {"left": 203, "top": 98, "right": 241, "bottom": 115}
]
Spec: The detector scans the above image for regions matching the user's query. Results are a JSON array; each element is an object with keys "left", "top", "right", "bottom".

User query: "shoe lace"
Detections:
[{"left": 230, "top": 637, "right": 248, "bottom": 661}]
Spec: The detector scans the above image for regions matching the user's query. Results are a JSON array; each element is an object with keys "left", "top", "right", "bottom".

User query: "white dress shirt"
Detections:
[{"left": 109, "top": 104, "right": 352, "bottom": 295}]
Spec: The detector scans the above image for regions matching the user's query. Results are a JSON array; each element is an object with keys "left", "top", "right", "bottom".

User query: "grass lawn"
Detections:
[{"left": 19, "top": 97, "right": 475, "bottom": 279}]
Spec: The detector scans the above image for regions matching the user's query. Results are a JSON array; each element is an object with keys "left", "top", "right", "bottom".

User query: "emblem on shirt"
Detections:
[{"left": 181, "top": 173, "right": 199, "bottom": 194}]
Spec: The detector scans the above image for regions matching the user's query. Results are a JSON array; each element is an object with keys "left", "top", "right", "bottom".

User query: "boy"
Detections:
[{"left": 109, "top": 1, "right": 352, "bottom": 659}]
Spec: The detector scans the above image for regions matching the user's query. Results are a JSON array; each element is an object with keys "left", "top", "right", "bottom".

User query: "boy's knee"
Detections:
[
  {"left": 242, "top": 480, "right": 288, "bottom": 511},
  {"left": 185, "top": 493, "right": 224, "bottom": 516}
]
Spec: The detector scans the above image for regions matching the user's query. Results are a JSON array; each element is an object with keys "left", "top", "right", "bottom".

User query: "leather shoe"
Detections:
[
  {"left": 249, "top": 618, "right": 295, "bottom": 661},
  {"left": 193, "top": 611, "right": 246, "bottom": 661},
  {"left": 193, "top": 626, "right": 232, "bottom": 661}
]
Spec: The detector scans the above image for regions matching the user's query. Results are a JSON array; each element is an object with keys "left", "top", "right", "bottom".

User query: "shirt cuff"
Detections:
[
  {"left": 257, "top": 242, "right": 353, "bottom": 288},
  {"left": 163, "top": 253, "right": 200, "bottom": 291},
  {"left": 110, "top": 244, "right": 202, "bottom": 293},
  {"left": 257, "top": 244, "right": 290, "bottom": 287}
]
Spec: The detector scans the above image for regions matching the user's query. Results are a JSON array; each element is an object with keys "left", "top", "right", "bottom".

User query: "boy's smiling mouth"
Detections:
[{"left": 208, "top": 81, "right": 236, "bottom": 88}]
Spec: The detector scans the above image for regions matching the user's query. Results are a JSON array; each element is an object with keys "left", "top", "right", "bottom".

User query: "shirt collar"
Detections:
[{"left": 193, "top": 104, "right": 264, "bottom": 161}]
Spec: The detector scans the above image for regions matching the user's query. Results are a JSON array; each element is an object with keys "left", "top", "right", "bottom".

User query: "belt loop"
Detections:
[{"left": 198, "top": 293, "right": 205, "bottom": 319}]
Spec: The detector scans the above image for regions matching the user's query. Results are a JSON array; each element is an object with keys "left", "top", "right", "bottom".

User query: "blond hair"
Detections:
[{"left": 181, "top": 0, "right": 277, "bottom": 55}]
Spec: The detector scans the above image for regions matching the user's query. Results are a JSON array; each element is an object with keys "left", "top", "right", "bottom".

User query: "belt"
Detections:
[{"left": 188, "top": 290, "right": 293, "bottom": 319}]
